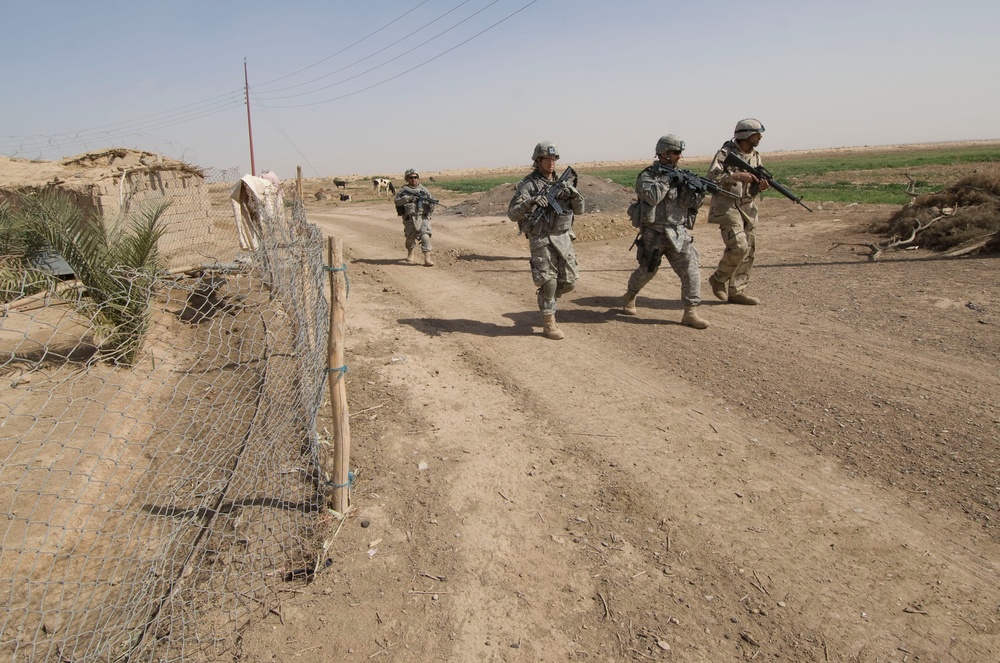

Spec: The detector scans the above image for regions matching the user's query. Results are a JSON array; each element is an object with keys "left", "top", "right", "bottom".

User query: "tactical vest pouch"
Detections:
[
  {"left": 395, "top": 204, "right": 407, "bottom": 217},
  {"left": 627, "top": 200, "right": 641, "bottom": 228},
  {"left": 548, "top": 212, "right": 573, "bottom": 235}
]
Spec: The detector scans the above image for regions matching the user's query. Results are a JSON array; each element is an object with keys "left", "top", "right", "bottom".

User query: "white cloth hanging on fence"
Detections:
[{"left": 230, "top": 173, "right": 284, "bottom": 250}]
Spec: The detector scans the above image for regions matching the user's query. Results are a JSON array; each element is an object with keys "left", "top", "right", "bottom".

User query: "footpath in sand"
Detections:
[{"left": 238, "top": 192, "right": 1000, "bottom": 662}]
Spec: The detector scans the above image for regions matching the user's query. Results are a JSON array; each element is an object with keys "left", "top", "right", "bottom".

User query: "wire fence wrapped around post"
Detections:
[{"left": 0, "top": 169, "right": 332, "bottom": 662}]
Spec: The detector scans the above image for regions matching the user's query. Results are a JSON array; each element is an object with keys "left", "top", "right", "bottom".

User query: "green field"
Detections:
[{"left": 433, "top": 145, "right": 1000, "bottom": 205}]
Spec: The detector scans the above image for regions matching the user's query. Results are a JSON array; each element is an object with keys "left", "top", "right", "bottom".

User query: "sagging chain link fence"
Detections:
[{"left": 1, "top": 172, "right": 333, "bottom": 661}]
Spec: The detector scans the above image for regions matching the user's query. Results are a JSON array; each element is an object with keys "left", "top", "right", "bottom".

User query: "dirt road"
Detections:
[{"left": 238, "top": 196, "right": 1000, "bottom": 662}]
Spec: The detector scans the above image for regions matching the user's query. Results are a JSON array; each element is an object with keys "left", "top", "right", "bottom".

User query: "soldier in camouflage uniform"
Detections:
[
  {"left": 394, "top": 168, "right": 436, "bottom": 266},
  {"left": 507, "top": 141, "right": 585, "bottom": 340},
  {"left": 705, "top": 119, "right": 770, "bottom": 305},
  {"left": 621, "top": 134, "right": 708, "bottom": 329}
]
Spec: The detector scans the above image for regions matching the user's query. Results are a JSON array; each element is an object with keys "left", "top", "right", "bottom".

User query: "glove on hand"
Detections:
[
  {"left": 532, "top": 194, "right": 550, "bottom": 208},
  {"left": 556, "top": 183, "right": 580, "bottom": 201}
]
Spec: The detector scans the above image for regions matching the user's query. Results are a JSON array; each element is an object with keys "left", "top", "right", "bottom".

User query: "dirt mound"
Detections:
[
  {"left": 448, "top": 174, "right": 635, "bottom": 218},
  {"left": 877, "top": 173, "right": 1000, "bottom": 253}
]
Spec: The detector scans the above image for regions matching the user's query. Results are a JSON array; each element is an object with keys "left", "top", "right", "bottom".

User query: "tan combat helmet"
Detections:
[
  {"left": 532, "top": 141, "right": 559, "bottom": 160},
  {"left": 655, "top": 134, "right": 686, "bottom": 155},
  {"left": 404, "top": 168, "right": 419, "bottom": 179},
  {"left": 734, "top": 118, "right": 766, "bottom": 140}
]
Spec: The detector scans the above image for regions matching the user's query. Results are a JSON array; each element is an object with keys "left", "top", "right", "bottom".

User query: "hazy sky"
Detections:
[{"left": 3, "top": 0, "right": 998, "bottom": 178}]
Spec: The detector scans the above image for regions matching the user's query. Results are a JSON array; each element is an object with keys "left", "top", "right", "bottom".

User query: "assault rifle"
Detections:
[
  {"left": 410, "top": 190, "right": 440, "bottom": 207},
  {"left": 397, "top": 189, "right": 444, "bottom": 219},
  {"left": 722, "top": 151, "right": 813, "bottom": 212},
  {"left": 519, "top": 166, "right": 578, "bottom": 235},
  {"left": 656, "top": 164, "right": 740, "bottom": 201}
]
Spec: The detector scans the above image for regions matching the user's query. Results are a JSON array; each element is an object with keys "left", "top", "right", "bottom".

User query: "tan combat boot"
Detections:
[
  {"left": 542, "top": 313, "right": 565, "bottom": 340},
  {"left": 708, "top": 273, "right": 728, "bottom": 302},
  {"left": 423, "top": 251, "right": 434, "bottom": 267},
  {"left": 405, "top": 247, "right": 416, "bottom": 263},
  {"left": 621, "top": 290, "right": 638, "bottom": 316},
  {"left": 681, "top": 305, "right": 709, "bottom": 329}
]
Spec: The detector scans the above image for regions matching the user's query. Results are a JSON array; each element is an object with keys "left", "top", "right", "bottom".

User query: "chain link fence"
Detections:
[{"left": 1, "top": 172, "right": 332, "bottom": 661}]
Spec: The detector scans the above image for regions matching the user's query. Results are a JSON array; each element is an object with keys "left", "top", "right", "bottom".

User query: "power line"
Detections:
[
  {"left": 261, "top": 0, "right": 540, "bottom": 109},
  {"left": 0, "top": 92, "right": 243, "bottom": 152},
  {"left": 256, "top": 0, "right": 501, "bottom": 102},
  {"left": 255, "top": 0, "right": 474, "bottom": 96},
  {"left": 255, "top": 0, "right": 433, "bottom": 88},
  {"left": 248, "top": 88, "right": 322, "bottom": 178}
]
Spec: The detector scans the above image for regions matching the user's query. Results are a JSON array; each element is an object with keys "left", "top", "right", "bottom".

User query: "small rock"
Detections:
[
  {"left": 656, "top": 641, "right": 671, "bottom": 651},
  {"left": 360, "top": 519, "right": 370, "bottom": 528}
]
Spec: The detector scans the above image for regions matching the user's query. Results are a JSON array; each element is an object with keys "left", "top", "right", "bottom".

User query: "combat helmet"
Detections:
[
  {"left": 655, "top": 134, "right": 686, "bottom": 155},
  {"left": 532, "top": 141, "right": 559, "bottom": 160},
  {"left": 734, "top": 118, "right": 766, "bottom": 140},
  {"left": 404, "top": 168, "right": 419, "bottom": 178}
]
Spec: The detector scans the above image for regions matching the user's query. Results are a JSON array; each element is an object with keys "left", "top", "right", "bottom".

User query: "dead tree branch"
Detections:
[{"left": 829, "top": 209, "right": 950, "bottom": 261}]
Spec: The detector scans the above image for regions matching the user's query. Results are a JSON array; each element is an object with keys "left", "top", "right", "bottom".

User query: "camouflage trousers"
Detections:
[
  {"left": 712, "top": 216, "right": 755, "bottom": 295},
  {"left": 403, "top": 216, "right": 432, "bottom": 252},
  {"left": 529, "top": 232, "right": 578, "bottom": 315},
  {"left": 626, "top": 227, "right": 702, "bottom": 307}
]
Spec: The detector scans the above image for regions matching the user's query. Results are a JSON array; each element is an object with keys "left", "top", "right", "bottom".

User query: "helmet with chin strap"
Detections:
[{"left": 734, "top": 118, "right": 765, "bottom": 140}]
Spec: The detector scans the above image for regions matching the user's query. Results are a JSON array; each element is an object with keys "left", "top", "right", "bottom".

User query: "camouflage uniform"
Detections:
[
  {"left": 706, "top": 140, "right": 763, "bottom": 297},
  {"left": 507, "top": 169, "right": 585, "bottom": 316},
  {"left": 626, "top": 162, "right": 705, "bottom": 307},
  {"left": 394, "top": 183, "right": 435, "bottom": 254}
]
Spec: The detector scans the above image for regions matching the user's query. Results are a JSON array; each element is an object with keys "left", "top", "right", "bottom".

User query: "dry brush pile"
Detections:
[{"left": 876, "top": 172, "right": 1000, "bottom": 255}]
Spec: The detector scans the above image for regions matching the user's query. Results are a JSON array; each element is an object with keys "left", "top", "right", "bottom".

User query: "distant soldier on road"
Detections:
[
  {"left": 621, "top": 134, "right": 709, "bottom": 329},
  {"left": 705, "top": 118, "right": 770, "bottom": 305},
  {"left": 507, "top": 141, "right": 585, "bottom": 340},
  {"left": 394, "top": 168, "right": 436, "bottom": 266}
]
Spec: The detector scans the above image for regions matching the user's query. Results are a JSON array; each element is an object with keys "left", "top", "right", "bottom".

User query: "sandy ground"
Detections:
[{"left": 234, "top": 175, "right": 1000, "bottom": 662}]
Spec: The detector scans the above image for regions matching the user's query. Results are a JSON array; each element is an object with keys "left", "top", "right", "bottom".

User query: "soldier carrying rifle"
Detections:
[
  {"left": 621, "top": 134, "right": 716, "bottom": 329},
  {"left": 705, "top": 118, "right": 772, "bottom": 305},
  {"left": 395, "top": 168, "right": 437, "bottom": 266},
  {"left": 507, "top": 141, "right": 585, "bottom": 340}
]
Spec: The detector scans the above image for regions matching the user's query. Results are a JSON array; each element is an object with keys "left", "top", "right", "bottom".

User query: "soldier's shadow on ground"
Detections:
[
  {"left": 399, "top": 312, "right": 537, "bottom": 338},
  {"left": 456, "top": 254, "right": 525, "bottom": 263},
  {"left": 352, "top": 257, "right": 413, "bottom": 266},
  {"left": 570, "top": 295, "right": 705, "bottom": 326}
]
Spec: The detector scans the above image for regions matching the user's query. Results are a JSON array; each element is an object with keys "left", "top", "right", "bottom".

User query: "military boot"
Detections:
[
  {"left": 621, "top": 290, "right": 638, "bottom": 316},
  {"left": 681, "top": 306, "right": 709, "bottom": 330},
  {"left": 405, "top": 247, "right": 416, "bottom": 263},
  {"left": 423, "top": 251, "right": 434, "bottom": 267},
  {"left": 542, "top": 313, "right": 565, "bottom": 340},
  {"left": 708, "top": 273, "right": 728, "bottom": 301}
]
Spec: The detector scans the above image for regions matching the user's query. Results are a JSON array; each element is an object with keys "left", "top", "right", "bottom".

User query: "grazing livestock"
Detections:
[
  {"left": 373, "top": 178, "right": 396, "bottom": 196},
  {"left": 339, "top": 194, "right": 352, "bottom": 201},
  {"left": 333, "top": 178, "right": 347, "bottom": 189}
]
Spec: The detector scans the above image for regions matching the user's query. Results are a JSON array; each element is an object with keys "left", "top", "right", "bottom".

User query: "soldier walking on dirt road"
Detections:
[
  {"left": 706, "top": 118, "right": 770, "bottom": 305},
  {"left": 507, "top": 141, "right": 585, "bottom": 341},
  {"left": 621, "top": 134, "right": 709, "bottom": 329},
  {"left": 394, "top": 168, "right": 436, "bottom": 266}
]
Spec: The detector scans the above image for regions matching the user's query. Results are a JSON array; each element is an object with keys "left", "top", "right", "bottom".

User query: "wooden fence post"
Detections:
[{"left": 326, "top": 237, "right": 351, "bottom": 512}]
